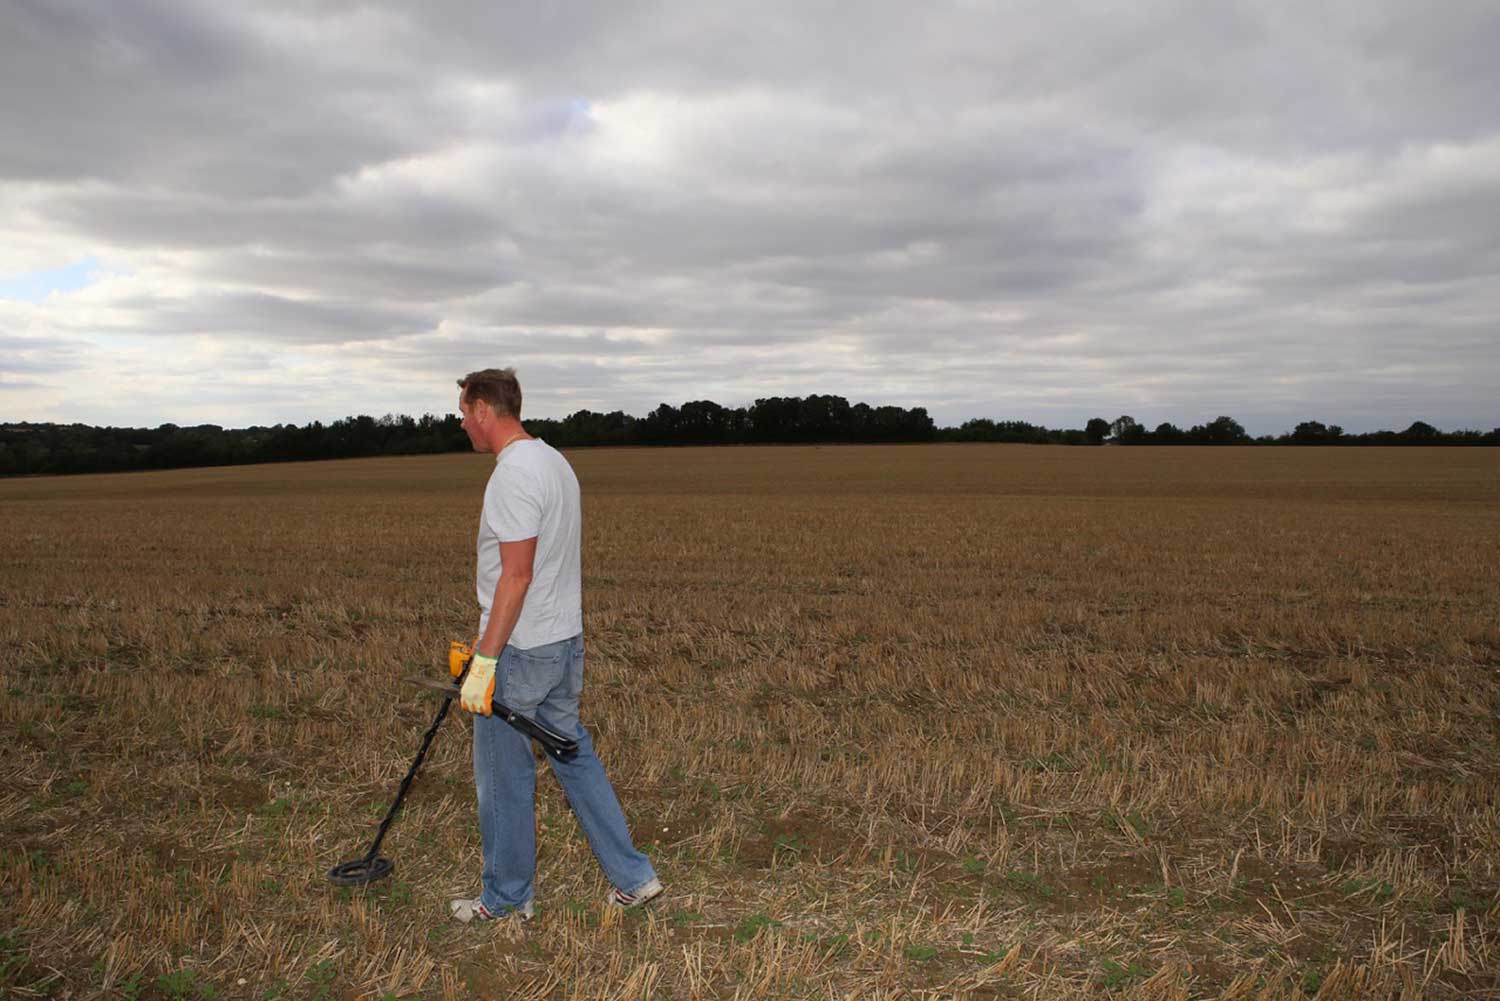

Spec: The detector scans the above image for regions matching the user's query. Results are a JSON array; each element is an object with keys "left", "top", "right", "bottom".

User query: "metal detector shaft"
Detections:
[
  {"left": 403, "top": 676, "right": 580, "bottom": 761},
  {"left": 328, "top": 663, "right": 583, "bottom": 886},
  {"left": 327, "top": 678, "right": 456, "bottom": 886}
]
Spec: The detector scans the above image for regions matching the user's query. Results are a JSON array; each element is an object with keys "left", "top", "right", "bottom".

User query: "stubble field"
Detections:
[{"left": 3, "top": 444, "right": 1499, "bottom": 1000}]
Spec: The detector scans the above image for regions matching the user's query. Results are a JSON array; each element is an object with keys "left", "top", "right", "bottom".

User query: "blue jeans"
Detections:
[{"left": 472, "top": 632, "right": 656, "bottom": 913}]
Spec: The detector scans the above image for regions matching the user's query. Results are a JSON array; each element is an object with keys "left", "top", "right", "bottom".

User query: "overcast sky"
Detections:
[{"left": 3, "top": 0, "right": 1497, "bottom": 434}]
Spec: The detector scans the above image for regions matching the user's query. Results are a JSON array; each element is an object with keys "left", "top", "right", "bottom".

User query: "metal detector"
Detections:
[{"left": 326, "top": 669, "right": 579, "bottom": 886}]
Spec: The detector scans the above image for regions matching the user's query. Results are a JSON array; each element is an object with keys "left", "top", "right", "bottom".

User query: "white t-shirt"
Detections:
[{"left": 475, "top": 439, "right": 583, "bottom": 649}]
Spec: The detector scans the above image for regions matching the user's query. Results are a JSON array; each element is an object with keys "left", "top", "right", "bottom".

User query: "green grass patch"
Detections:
[
  {"left": 304, "top": 958, "right": 336, "bottom": 1001},
  {"left": 1339, "top": 877, "right": 1394, "bottom": 901},
  {"left": 379, "top": 880, "right": 413, "bottom": 906},
  {"left": 256, "top": 797, "right": 291, "bottom": 818},
  {"left": 154, "top": 968, "right": 217, "bottom": 1000},
  {"left": 1022, "top": 752, "right": 1075, "bottom": 773},
  {"left": 1101, "top": 810, "right": 1149, "bottom": 838},
  {"left": 904, "top": 944, "right": 939, "bottom": 963},
  {"left": 734, "top": 913, "right": 782, "bottom": 942},
  {"left": 1445, "top": 885, "right": 1495, "bottom": 914},
  {"left": 1005, "top": 869, "right": 1056, "bottom": 899},
  {"left": 1100, "top": 958, "right": 1150, "bottom": 988},
  {"left": 1, "top": 929, "right": 31, "bottom": 983},
  {"left": 772, "top": 832, "right": 807, "bottom": 863}
]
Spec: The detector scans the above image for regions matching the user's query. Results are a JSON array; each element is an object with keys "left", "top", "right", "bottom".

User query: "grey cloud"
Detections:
[
  {"left": 0, "top": 331, "right": 90, "bottom": 375},
  {"left": 3, "top": 2, "right": 411, "bottom": 194},
  {"left": 202, "top": 248, "right": 515, "bottom": 303},
  {"left": 2, "top": 0, "right": 1498, "bottom": 433},
  {"left": 43, "top": 186, "right": 506, "bottom": 254},
  {"left": 1356, "top": 1, "right": 1500, "bottom": 144},
  {"left": 84, "top": 289, "right": 437, "bottom": 344}
]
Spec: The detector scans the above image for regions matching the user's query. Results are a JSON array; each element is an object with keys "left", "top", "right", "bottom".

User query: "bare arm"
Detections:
[{"left": 476, "top": 536, "right": 537, "bottom": 657}]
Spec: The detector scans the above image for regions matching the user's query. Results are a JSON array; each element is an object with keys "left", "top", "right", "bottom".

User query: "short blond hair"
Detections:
[{"left": 457, "top": 368, "right": 522, "bottom": 418}]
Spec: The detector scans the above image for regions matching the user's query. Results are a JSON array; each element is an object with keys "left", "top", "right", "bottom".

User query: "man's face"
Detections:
[{"left": 458, "top": 391, "right": 485, "bottom": 451}]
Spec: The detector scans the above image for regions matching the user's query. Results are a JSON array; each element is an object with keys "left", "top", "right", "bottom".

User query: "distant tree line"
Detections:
[
  {"left": 535, "top": 396, "right": 938, "bottom": 446},
  {"left": 2, "top": 398, "right": 1495, "bottom": 476},
  {"left": 1073, "top": 414, "right": 1500, "bottom": 447},
  {"left": 0, "top": 413, "right": 464, "bottom": 477}
]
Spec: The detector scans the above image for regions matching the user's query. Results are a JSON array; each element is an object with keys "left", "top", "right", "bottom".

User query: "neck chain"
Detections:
[{"left": 498, "top": 431, "right": 528, "bottom": 453}]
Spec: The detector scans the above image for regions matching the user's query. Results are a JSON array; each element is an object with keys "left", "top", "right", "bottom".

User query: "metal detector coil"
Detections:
[{"left": 327, "top": 855, "right": 393, "bottom": 886}]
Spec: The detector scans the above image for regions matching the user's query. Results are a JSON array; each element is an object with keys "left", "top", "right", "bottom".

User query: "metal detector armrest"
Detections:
[
  {"left": 402, "top": 676, "right": 580, "bottom": 761},
  {"left": 492, "top": 703, "right": 580, "bottom": 761}
]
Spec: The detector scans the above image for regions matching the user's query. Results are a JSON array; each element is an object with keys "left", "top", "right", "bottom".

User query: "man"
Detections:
[{"left": 448, "top": 367, "right": 662, "bottom": 924}]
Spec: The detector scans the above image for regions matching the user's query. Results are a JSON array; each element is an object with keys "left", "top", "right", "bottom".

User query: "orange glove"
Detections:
[{"left": 460, "top": 652, "right": 497, "bottom": 715}]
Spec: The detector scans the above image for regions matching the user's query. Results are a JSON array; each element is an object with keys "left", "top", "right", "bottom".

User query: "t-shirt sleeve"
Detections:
[{"left": 483, "top": 466, "right": 544, "bottom": 543}]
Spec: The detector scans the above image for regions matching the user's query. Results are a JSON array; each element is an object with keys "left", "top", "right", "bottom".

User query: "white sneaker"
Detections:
[
  {"left": 605, "top": 877, "right": 663, "bottom": 909},
  {"left": 449, "top": 895, "right": 533, "bottom": 923}
]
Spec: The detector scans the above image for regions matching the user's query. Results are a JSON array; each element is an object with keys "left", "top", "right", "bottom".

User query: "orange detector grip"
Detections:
[{"left": 448, "top": 640, "right": 473, "bottom": 678}]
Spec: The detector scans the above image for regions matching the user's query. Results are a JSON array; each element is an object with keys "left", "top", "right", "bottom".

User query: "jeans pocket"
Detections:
[{"left": 502, "top": 643, "right": 567, "bottom": 712}]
